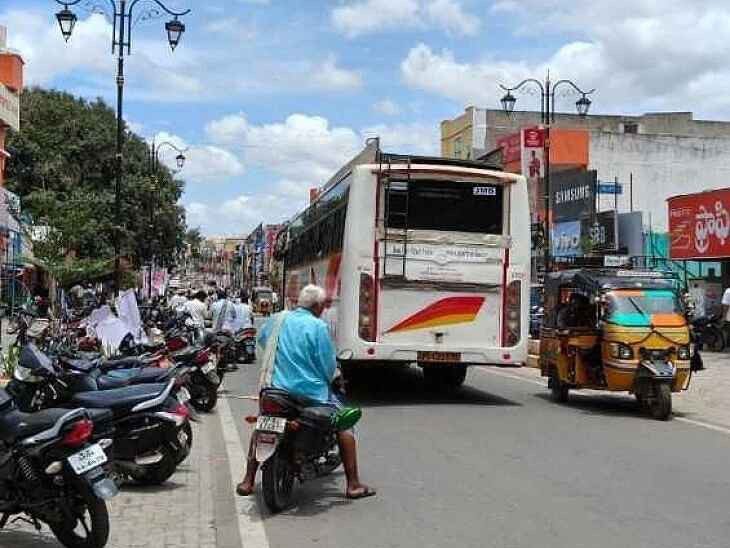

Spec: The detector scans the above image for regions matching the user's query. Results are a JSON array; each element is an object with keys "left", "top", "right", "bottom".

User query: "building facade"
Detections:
[{"left": 0, "top": 25, "right": 23, "bottom": 186}]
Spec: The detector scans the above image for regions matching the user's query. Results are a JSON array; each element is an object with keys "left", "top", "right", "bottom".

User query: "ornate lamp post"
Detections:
[
  {"left": 54, "top": 0, "right": 191, "bottom": 295},
  {"left": 498, "top": 74, "right": 595, "bottom": 272}
]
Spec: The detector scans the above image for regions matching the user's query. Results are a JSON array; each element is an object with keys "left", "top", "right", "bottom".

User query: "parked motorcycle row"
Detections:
[{"left": 0, "top": 300, "right": 256, "bottom": 548}]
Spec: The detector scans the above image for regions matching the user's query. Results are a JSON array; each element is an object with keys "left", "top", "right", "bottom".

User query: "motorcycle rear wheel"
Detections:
[
  {"left": 262, "top": 450, "right": 295, "bottom": 513},
  {"left": 130, "top": 447, "right": 178, "bottom": 486},
  {"left": 191, "top": 384, "right": 219, "bottom": 412},
  {"left": 49, "top": 489, "right": 110, "bottom": 548}
]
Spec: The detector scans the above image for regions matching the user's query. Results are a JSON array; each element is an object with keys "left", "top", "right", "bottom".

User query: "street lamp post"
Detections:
[
  {"left": 498, "top": 74, "right": 595, "bottom": 273},
  {"left": 54, "top": 0, "right": 190, "bottom": 296},
  {"left": 145, "top": 140, "right": 186, "bottom": 299}
]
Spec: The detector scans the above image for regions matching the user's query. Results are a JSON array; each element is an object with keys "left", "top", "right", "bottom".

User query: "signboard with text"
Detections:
[
  {"left": 521, "top": 127, "right": 545, "bottom": 224},
  {"left": 668, "top": 188, "right": 730, "bottom": 259},
  {"left": 496, "top": 132, "right": 521, "bottom": 164},
  {"left": 551, "top": 221, "right": 582, "bottom": 257},
  {"left": 551, "top": 169, "right": 597, "bottom": 222},
  {"left": 581, "top": 210, "right": 618, "bottom": 253}
]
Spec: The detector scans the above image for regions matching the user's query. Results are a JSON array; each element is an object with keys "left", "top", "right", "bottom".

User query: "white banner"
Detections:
[{"left": 384, "top": 243, "right": 504, "bottom": 283}]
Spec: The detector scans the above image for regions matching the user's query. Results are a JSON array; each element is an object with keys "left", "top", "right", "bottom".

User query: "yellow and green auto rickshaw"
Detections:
[{"left": 540, "top": 268, "right": 696, "bottom": 420}]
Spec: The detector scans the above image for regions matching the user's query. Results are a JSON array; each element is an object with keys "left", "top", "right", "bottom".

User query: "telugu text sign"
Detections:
[{"left": 668, "top": 188, "right": 730, "bottom": 259}]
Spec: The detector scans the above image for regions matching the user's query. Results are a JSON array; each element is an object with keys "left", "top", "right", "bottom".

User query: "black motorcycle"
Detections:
[
  {"left": 248, "top": 388, "right": 360, "bottom": 513},
  {"left": 0, "top": 388, "right": 118, "bottom": 548},
  {"left": 691, "top": 314, "right": 725, "bottom": 352},
  {"left": 7, "top": 345, "right": 191, "bottom": 486},
  {"left": 234, "top": 327, "right": 257, "bottom": 364}
]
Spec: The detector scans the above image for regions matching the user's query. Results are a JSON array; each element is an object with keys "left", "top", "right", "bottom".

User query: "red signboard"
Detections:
[
  {"left": 496, "top": 132, "right": 521, "bottom": 164},
  {"left": 668, "top": 188, "right": 730, "bottom": 259},
  {"left": 523, "top": 127, "right": 545, "bottom": 148}
]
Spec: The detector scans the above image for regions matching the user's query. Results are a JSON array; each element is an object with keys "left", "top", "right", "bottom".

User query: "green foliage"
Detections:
[
  {"left": 185, "top": 227, "right": 203, "bottom": 257},
  {"left": 5, "top": 87, "right": 188, "bottom": 270}
]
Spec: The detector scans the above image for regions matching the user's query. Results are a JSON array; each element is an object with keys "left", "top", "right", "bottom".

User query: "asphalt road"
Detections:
[{"left": 225, "top": 334, "right": 730, "bottom": 548}]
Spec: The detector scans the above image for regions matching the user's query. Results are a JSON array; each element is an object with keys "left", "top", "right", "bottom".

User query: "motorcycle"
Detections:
[
  {"left": 7, "top": 345, "right": 191, "bottom": 485},
  {"left": 0, "top": 388, "right": 118, "bottom": 548},
  {"left": 247, "top": 387, "right": 361, "bottom": 513},
  {"left": 234, "top": 327, "right": 257, "bottom": 364},
  {"left": 691, "top": 314, "right": 726, "bottom": 352}
]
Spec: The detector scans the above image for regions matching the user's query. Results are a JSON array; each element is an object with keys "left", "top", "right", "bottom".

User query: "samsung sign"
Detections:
[{"left": 551, "top": 169, "right": 597, "bottom": 222}]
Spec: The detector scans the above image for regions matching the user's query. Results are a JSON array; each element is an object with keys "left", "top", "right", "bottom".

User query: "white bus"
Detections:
[{"left": 278, "top": 139, "right": 530, "bottom": 388}]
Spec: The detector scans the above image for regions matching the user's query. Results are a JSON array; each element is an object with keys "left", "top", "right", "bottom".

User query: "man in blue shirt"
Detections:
[{"left": 237, "top": 285, "right": 375, "bottom": 500}]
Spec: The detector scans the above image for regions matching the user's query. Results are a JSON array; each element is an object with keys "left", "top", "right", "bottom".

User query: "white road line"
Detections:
[
  {"left": 218, "top": 394, "right": 270, "bottom": 548},
  {"left": 475, "top": 366, "right": 546, "bottom": 387},
  {"left": 476, "top": 366, "right": 730, "bottom": 438}
]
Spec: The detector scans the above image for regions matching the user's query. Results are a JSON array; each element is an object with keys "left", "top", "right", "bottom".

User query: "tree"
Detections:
[{"left": 4, "top": 87, "right": 188, "bottom": 271}]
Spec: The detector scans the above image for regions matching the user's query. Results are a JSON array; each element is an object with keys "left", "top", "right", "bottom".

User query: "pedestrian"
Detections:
[
  {"left": 722, "top": 284, "right": 730, "bottom": 347},
  {"left": 231, "top": 292, "right": 253, "bottom": 332},
  {"left": 211, "top": 289, "right": 236, "bottom": 333},
  {"left": 184, "top": 290, "right": 208, "bottom": 343}
]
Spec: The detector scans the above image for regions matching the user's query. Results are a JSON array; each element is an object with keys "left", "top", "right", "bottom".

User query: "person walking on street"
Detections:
[
  {"left": 722, "top": 285, "right": 730, "bottom": 349},
  {"left": 184, "top": 290, "right": 208, "bottom": 343},
  {"left": 211, "top": 289, "right": 237, "bottom": 333},
  {"left": 236, "top": 284, "right": 375, "bottom": 500}
]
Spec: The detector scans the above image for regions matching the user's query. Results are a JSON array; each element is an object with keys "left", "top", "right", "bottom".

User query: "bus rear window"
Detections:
[{"left": 386, "top": 180, "right": 504, "bottom": 234}]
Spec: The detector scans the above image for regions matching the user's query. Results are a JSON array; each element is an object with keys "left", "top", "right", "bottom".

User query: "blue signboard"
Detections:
[
  {"left": 551, "top": 221, "right": 582, "bottom": 257},
  {"left": 598, "top": 182, "right": 623, "bottom": 195}
]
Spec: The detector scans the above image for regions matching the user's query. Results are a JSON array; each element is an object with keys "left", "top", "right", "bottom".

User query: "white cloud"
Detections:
[
  {"left": 402, "top": 1, "right": 730, "bottom": 118},
  {"left": 310, "top": 56, "right": 363, "bottom": 91},
  {"left": 206, "top": 113, "right": 361, "bottom": 184},
  {"left": 3, "top": 9, "right": 205, "bottom": 102},
  {"left": 362, "top": 123, "right": 439, "bottom": 155},
  {"left": 373, "top": 99, "right": 401, "bottom": 116},
  {"left": 154, "top": 132, "right": 245, "bottom": 182},
  {"left": 332, "top": 0, "right": 479, "bottom": 38}
]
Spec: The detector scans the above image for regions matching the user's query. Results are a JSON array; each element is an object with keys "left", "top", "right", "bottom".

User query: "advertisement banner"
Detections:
[
  {"left": 581, "top": 210, "right": 618, "bottom": 253},
  {"left": 551, "top": 221, "right": 582, "bottom": 257},
  {"left": 0, "top": 84, "right": 19, "bottom": 131},
  {"left": 668, "top": 188, "right": 730, "bottom": 259},
  {"left": 520, "top": 127, "right": 545, "bottom": 224},
  {"left": 496, "top": 132, "right": 521, "bottom": 164},
  {"left": 551, "top": 169, "right": 597, "bottom": 222}
]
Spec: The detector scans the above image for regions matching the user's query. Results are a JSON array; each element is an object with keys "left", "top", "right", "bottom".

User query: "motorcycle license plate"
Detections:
[
  {"left": 177, "top": 387, "right": 191, "bottom": 403},
  {"left": 417, "top": 351, "right": 461, "bottom": 363},
  {"left": 68, "top": 444, "right": 108, "bottom": 476},
  {"left": 256, "top": 416, "right": 287, "bottom": 434},
  {"left": 202, "top": 363, "right": 215, "bottom": 374}
]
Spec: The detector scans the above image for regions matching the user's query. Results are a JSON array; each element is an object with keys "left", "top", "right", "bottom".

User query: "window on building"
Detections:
[
  {"left": 623, "top": 122, "right": 639, "bottom": 134},
  {"left": 453, "top": 137, "right": 463, "bottom": 158}
]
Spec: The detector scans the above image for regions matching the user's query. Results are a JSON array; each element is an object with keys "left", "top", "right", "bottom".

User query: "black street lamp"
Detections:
[
  {"left": 498, "top": 74, "right": 595, "bottom": 273},
  {"left": 53, "top": 0, "right": 191, "bottom": 296},
  {"left": 149, "top": 139, "right": 187, "bottom": 174}
]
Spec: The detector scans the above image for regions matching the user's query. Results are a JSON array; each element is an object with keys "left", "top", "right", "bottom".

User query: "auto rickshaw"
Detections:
[
  {"left": 539, "top": 268, "right": 695, "bottom": 420},
  {"left": 252, "top": 286, "right": 273, "bottom": 316}
]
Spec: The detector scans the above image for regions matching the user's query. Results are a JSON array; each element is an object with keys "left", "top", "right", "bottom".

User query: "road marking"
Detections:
[
  {"left": 674, "top": 417, "right": 730, "bottom": 436},
  {"left": 475, "top": 367, "right": 546, "bottom": 387},
  {"left": 476, "top": 367, "right": 730, "bottom": 438},
  {"left": 218, "top": 392, "right": 270, "bottom": 548}
]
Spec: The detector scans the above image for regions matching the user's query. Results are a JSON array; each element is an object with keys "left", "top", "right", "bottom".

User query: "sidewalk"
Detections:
[{"left": 0, "top": 419, "right": 219, "bottom": 548}]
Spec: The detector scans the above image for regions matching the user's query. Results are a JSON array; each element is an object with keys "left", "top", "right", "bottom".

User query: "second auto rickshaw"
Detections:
[{"left": 540, "top": 268, "right": 695, "bottom": 420}]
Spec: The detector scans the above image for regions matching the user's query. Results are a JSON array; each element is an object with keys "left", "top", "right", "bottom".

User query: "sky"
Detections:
[{"left": 3, "top": 0, "right": 730, "bottom": 236}]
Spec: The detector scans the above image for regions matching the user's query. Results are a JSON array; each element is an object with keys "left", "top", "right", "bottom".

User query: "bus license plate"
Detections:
[
  {"left": 68, "top": 444, "right": 108, "bottom": 475},
  {"left": 256, "top": 416, "right": 287, "bottom": 434},
  {"left": 418, "top": 351, "right": 461, "bottom": 363}
]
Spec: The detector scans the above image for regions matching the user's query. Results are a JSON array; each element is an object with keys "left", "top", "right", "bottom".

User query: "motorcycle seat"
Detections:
[
  {"left": 97, "top": 368, "right": 172, "bottom": 390},
  {"left": 61, "top": 357, "right": 102, "bottom": 373},
  {"left": 260, "top": 388, "right": 313, "bottom": 412},
  {"left": 0, "top": 407, "right": 81, "bottom": 444},
  {"left": 100, "top": 356, "right": 147, "bottom": 371},
  {"left": 171, "top": 346, "right": 202, "bottom": 363},
  {"left": 70, "top": 383, "right": 168, "bottom": 413}
]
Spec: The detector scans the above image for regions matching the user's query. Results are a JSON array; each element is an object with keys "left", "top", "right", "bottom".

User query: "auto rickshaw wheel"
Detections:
[
  {"left": 549, "top": 370, "right": 570, "bottom": 403},
  {"left": 649, "top": 382, "right": 672, "bottom": 421}
]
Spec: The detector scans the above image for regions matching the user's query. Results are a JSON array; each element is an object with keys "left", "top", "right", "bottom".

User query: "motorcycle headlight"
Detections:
[
  {"left": 14, "top": 364, "right": 40, "bottom": 382},
  {"left": 609, "top": 343, "right": 634, "bottom": 360},
  {"left": 677, "top": 345, "right": 691, "bottom": 360}
]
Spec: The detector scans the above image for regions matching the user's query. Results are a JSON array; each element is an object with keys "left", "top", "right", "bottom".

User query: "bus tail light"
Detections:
[
  {"left": 503, "top": 280, "right": 521, "bottom": 347},
  {"left": 359, "top": 273, "right": 376, "bottom": 342}
]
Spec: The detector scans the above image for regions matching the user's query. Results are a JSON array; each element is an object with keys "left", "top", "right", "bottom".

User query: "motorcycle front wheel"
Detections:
[
  {"left": 49, "top": 488, "right": 110, "bottom": 548},
  {"left": 262, "top": 450, "right": 295, "bottom": 513}
]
